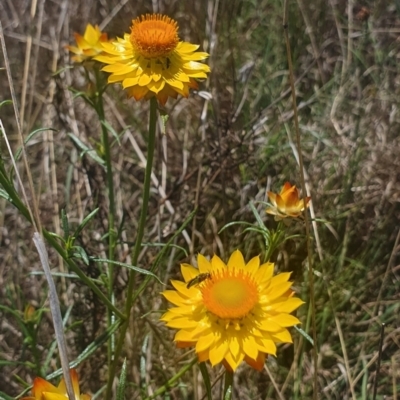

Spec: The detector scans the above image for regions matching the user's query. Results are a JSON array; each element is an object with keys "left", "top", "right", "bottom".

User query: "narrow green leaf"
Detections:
[
  {"left": 0, "top": 99, "right": 12, "bottom": 108},
  {"left": 199, "top": 363, "right": 212, "bottom": 400},
  {"left": 0, "top": 390, "right": 15, "bottom": 400},
  {"left": 93, "top": 258, "right": 163, "bottom": 284},
  {"left": 61, "top": 209, "right": 69, "bottom": 239},
  {"left": 14, "top": 128, "right": 57, "bottom": 162},
  {"left": 293, "top": 325, "right": 314, "bottom": 346},
  {"left": 100, "top": 120, "right": 121, "bottom": 145},
  {"left": 249, "top": 201, "right": 268, "bottom": 230},
  {"left": 158, "top": 109, "right": 169, "bottom": 135},
  {"left": 116, "top": 359, "right": 127, "bottom": 400},
  {"left": 73, "top": 246, "right": 89, "bottom": 265},
  {"left": 140, "top": 335, "right": 150, "bottom": 392},
  {"left": 74, "top": 208, "right": 99, "bottom": 237},
  {"left": 223, "top": 370, "right": 233, "bottom": 400},
  {"left": 219, "top": 220, "right": 255, "bottom": 234},
  {"left": 68, "top": 133, "right": 105, "bottom": 167},
  {"left": 0, "top": 188, "right": 12, "bottom": 202}
]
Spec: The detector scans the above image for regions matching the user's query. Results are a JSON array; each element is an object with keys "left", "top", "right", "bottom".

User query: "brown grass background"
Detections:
[{"left": 0, "top": 0, "right": 400, "bottom": 398}]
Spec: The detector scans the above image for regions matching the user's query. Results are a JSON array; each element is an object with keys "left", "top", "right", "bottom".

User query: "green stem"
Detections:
[
  {"left": 0, "top": 165, "right": 124, "bottom": 319},
  {"left": 94, "top": 68, "right": 117, "bottom": 372},
  {"left": 264, "top": 222, "right": 281, "bottom": 263},
  {"left": 223, "top": 370, "right": 234, "bottom": 400},
  {"left": 43, "top": 230, "right": 125, "bottom": 320},
  {"left": 105, "top": 97, "right": 158, "bottom": 400}
]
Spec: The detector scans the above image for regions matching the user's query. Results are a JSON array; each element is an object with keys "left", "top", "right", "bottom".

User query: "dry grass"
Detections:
[{"left": 0, "top": 0, "right": 400, "bottom": 399}]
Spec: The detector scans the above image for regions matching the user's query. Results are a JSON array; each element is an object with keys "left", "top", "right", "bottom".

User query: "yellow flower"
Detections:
[
  {"left": 161, "top": 250, "right": 304, "bottom": 372},
  {"left": 67, "top": 24, "right": 109, "bottom": 63},
  {"left": 95, "top": 14, "right": 210, "bottom": 105},
  {"left": 21, "top": 369, "right": 90, "bottom": 400},
  {"left": 266, "top": 182, "right": 311, "bottom": 220}
]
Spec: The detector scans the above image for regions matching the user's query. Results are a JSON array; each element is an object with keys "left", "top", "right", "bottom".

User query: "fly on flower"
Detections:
[
  {"left": 186, "top": 272, "right": 211, "bottom": 288},
  {"left": 161, "top": 250, "right": 304, "bottom": 372},
  {"left": 21, "top": 369, "right": 91, "bottom": 400},
  {"left": 95, "top": 13, "right": 210, "bottom": 105},
  {"left": 266, "top": 182, "right": 311, "bottom": 221}
]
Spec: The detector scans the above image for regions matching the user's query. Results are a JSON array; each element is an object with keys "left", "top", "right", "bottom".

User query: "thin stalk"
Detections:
[
  {"left": 94, "top": 68, "right": 117, "bottom": 375},
  {"left": 105, "top": 97, "right": 158, "bottom": 400},
  {"left": 283, "top": 1, "right": 318, "bottom": 398},
  {"left": 43, "top": 230, "right": 125, "bottom": 320},
  {"left": 223, "top": 370, "right": 233, "bottom": 400},
  {"left": 264, "top": 222, "right": 283, "bottom": 263}
]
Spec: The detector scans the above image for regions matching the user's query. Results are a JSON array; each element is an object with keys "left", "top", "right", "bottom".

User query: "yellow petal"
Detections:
[
  {"left": 254, "top": 262, "right": 274, "bottom": 283},
  {"left": 170, "top": 279, "right": 190, "bottom": 294},
  {"left": 257, "top": 319, "right": 286, "bottom": 332},
  {"left": 197, "top": 253, "right": 211, "bottom": 273},
  {"left": 103, "top": 63, "right": 136, "bottom": 75},
  {"left": 210, "top": 254, "right": 227, "bottom": 272},
  {"left": 209, "top": 340, "right": 229, "bottom": 366},
  {"left": 227, "top": 249, "right": 245, "bottom": 270},
  {"left": 271, "top": 329, "right": 293, "bottom": 343},
  {"left": 181, "top": 263, "right": 200, "bottom": 283},
  {"left": 126, "top": 85, "right": 149, "bottom": 101},
  {"left": 183, "top": 70, "right": 209, "bottom": 79},
  {"left": 177, "top": 42, "right": 200, "bottom": 53},
  {"left": 84, "top": 24, "right": 100, "bottom": 44},
  {"left": 180, "top": 52, "right": 209, "bottom": 61},
  {"left": 270, "top": 272, "right": 292, "bottom": 286},
  {"left": 257, "top": 338, "right": 277, "bottom": 355},
  {"left": 164, "top": 76, "right": 184, "bottom": 90},
  {"left": 245, "top": 255, "right": 260, "bottom": 275},
  {"left": 182, "top": 60, "right": 210, "bottom": 71},
  {"left": 122, "top": 76, "right": 140, "bottom": 87},
  {"left": 162, "top": 290, "right": 186, "bottom": 306},
  {"left": 42, "top": 394, "right": 67, "bottom": 400},
  {"left": 243, "top": 336, "right": 258, "bottom": 360},
  {"left": 224, "top": 350, "right": 245, "bottom": 371},
  {"left": 138, "top": 73, "right": 152, "bottom": 86},
  {"left": 147, "top": 79, "right": 165, "bottom": 94},
  {"left": 175, "top": 329, "right": 195, "bottom": 342},
  {"left": 265, "top": 281, "right": 293, "bottom": 301},
  {"left": 273, "top": 297, "right": 304, "bottom": 313},
  {"left": 268, "top": 313, "right": 300, "bottom": 327},
  {"left": 165, "top": 317, "right": 198, "bottom": 329},
  {"left": 229, "top": 336, "right": 240, "bottom": 358},
  {"left": 196, "top": 332, "right": 215, "bottom": 352}
]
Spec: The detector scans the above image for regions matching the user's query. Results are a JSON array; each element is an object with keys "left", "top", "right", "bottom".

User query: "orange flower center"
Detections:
[
  {"left": 201, "top": 270, "right": 259, "bottom": 319},
  {"left": 130, "top": 14, "right": 179, "bottom": 58}
]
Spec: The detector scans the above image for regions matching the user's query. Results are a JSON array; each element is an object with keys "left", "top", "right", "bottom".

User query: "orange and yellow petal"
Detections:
[
  {"left": 94, "top": 13, "right": 209, "bottom": 103},
  {"left": 67, "top": 24, "right": 109, "bottom": 63},
  {"left": 266, "top": 182, "right": 311, "bottom": 220},
  {"left": 160, "top": 250, "right": 304, "bottom": 372},
  {"left": 21, "top": 370, "right": 90, "bottom": 400}
]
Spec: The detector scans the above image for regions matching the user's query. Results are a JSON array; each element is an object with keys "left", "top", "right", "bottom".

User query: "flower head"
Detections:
[
  {"left": 266, "top": 182, "right": 311, "bottom": 220},
  {"left": 21, "top": 369, "right": 90, "bottom": 400},
  {"left": 95, "top": 14, "right": 210, "bottom": 105},
  {"left": 161, "top": 250, "right": 304, "bottom": 371},
  {"left": 67, "top": 24, "right": 109, "bottom": 63}
]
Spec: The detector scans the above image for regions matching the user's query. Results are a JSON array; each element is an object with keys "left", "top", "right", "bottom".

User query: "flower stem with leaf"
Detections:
[{"left": 105, "top": 97, "right": 158, "bottom": 400}]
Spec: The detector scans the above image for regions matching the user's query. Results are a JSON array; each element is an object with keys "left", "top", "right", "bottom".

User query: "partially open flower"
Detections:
[
  {"left": 266, "top": 182, "right": 311, "bottom": 220},
  {"left": 161, "top": 250, "right": 304, "bottom": 372},
  {"left": 21, "top": 369, "right": 90, "bottom": 400},
  {"left": 67, "top": 24, "right": 109, "bottom": 63},
  {"left": 95, "top": 13, "right": 210, "bottom": 104}
]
